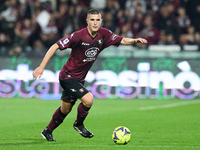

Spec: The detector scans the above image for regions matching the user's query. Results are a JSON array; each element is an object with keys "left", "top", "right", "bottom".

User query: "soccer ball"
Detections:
[{"left": 112, "top": 126, "right": 131, "bottom": 145}]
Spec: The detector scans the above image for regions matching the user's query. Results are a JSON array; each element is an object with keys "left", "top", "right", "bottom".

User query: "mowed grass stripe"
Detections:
[{"left": 138, "top": 100, "right": 200, "bottom": 110}]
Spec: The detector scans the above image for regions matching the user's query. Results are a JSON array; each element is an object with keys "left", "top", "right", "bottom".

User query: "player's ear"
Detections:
[
  {"left": 99, "top": 19, "right": 103, "bottom": 25},
  {"left": 86, "top": 19, "right": 88, "bottom": 24}
]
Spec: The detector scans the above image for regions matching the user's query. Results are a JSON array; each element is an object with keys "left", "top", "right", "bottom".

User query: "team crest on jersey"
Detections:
[{"left": 98, "top": 39, "right": 103, "bottom": 45}]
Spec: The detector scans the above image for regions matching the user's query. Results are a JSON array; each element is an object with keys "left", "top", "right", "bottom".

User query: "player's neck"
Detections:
[{"left": 87, "top": 27, "right": 98, "bottom": 37}]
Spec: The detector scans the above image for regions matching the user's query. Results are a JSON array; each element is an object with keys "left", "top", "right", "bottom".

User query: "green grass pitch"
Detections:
[{"left": 0, "top": 97, "right": 200, "bottom": 150}]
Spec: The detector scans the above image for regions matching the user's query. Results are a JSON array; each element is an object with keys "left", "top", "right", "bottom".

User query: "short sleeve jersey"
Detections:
[{"left": 57, "top": 27, "right": 122, "bottom": 81}]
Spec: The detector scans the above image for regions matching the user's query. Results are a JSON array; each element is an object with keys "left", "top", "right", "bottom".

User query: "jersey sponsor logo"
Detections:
[
  {"left": 82, "top": 42, "right": 90, "bottom": 46},
  {"left": 83, "top": 58, "right": 96, "bottom": 62},
  {"left": 83, "top": 47, "right": 99, "bottom": 62},
  {"left": 85, "top": 47, "right": 99, "bottom": 57},
  {"left": 62, "top": 38, "right": 69, "bottom": 46}
]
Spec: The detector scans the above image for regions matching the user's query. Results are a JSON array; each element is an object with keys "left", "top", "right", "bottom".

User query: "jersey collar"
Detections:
[{"left": 87, "top": 27, "right": 98, "bottom": 39}]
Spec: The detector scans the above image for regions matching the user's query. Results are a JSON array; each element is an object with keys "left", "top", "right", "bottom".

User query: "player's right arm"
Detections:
[{"left": 32, "top": 43, "right": 59, "bottom": 80}]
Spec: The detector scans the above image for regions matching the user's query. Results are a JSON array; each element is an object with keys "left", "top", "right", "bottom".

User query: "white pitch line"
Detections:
[{"left": 138, "top": 100, "right": 200, "bottom": 111}]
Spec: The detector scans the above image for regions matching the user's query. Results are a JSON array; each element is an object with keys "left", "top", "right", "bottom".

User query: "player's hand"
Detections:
[
  {"left": 135, "top": 38, "right": 147, "bottom": 44},
  {"left": 33, "top": 66, "right": 44, "bottom": 80}
]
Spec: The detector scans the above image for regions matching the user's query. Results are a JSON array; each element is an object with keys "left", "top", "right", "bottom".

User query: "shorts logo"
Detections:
[
  {"left": 85, "top": 47, "right": 99, "bottom": 57},
  {"left": 70, "top": 89, "right": 77, "bottom": 92},
  {"left": 79, "top": 88, "right": 84, "bottom": 93}
]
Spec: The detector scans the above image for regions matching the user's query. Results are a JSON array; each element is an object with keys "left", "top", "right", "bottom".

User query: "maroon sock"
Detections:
[
  {"left": 76, "top": 103, "right": 90, "bottom": 126},
  {"left": 47, "top": 107, "right": 67, "bottom": 132}
]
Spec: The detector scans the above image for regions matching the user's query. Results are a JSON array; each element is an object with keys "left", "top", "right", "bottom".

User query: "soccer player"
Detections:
[{"left": 33, "top": 9, "right": 147, "bottom": 142}]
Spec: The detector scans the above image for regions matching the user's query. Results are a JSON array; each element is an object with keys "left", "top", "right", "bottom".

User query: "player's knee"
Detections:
[
  {"left": 61, "top": 107, "right": 72, "bottom": 115},
  {"left": 83, "top": 96, "right": 94, "bottom": 108},
  {"left": 61, "top": 101, "right": 73, "bottom": 115},
  {"left": 64, "top": 109, "right": 71, "bottom": 115},
  {"left": 81, "top": 92, "right": 94, "bottom": 108},
  {"left": 85, "top": 97, "right": 94, "bottom": 107}
]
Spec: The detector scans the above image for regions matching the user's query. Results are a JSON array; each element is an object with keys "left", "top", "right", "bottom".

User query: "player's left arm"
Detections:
[{"left": 120, "top": 37, "right": 147, "bottom": 45}]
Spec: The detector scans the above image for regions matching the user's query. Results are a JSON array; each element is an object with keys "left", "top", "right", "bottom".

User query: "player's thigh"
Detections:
[
  {"left": 59, "top": 78, "right": 88, "bottom": 99},
  {"left": 60, "top": 90, "right": 78, "bottom": 106}
]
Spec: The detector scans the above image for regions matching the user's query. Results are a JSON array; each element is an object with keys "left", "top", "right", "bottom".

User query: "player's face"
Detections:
[{"left": 87, "top": 14, "right": 102, "bottom": 34}]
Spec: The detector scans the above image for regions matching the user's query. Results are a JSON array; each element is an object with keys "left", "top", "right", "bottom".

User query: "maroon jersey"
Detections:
[{"left": 57, "top": 27, "right": 122, "bottom": 81}]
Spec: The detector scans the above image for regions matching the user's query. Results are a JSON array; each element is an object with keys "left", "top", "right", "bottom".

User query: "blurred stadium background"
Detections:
[
  {"left": 1, "top": 0, "right": 200, "bottom": 100},
  {"left": 1, "top": 1, "right": 200, "bottom": 149}
]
